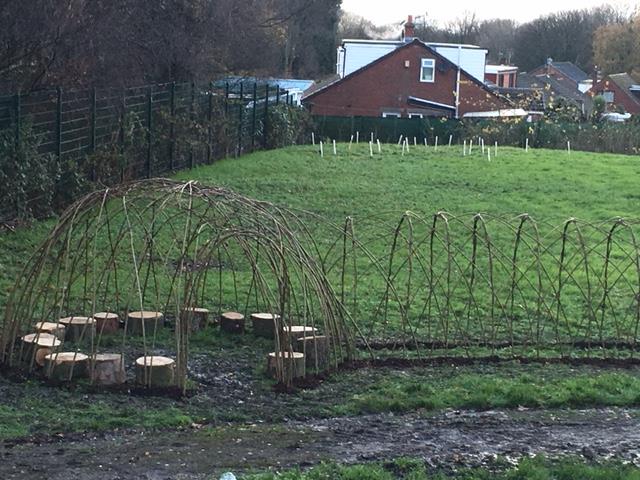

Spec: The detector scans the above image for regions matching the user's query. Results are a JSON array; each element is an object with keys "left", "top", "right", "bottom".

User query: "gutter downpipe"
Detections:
[{"left": 455, "top": 45, "right": 461, "bottom": 119}]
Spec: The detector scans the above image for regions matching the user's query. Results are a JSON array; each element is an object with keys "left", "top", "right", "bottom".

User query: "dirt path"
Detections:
[{"left": 2, "top": 408, "right": 640, "bottom": 479}]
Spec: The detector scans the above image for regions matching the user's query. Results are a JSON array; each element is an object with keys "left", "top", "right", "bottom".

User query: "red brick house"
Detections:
[
  {"left": 591, "top": 73, "right": 640, "bottom": 115},
  {"left": 303, "top": 39, "right": 510, "bottom": 119}
]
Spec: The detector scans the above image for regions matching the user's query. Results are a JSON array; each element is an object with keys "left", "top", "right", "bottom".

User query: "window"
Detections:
[
  {"left": 603, "top": 91, "right": 614, "bottom": 103},
  {"left": 382, "top": 112, "right": 401, "bottom": 118},
  {"left": 408, "top": 113, "right": 423, "bottom": 119},
  {"left": 420, "top": 59, "right": 435, "bottom": 83}
]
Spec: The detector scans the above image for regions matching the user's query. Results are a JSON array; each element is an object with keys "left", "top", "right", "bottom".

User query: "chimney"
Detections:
[
  {"left": 592, "top": 66, "right": 599, "bottom": 88},
  {"left": 403, "top": 15, "right": 415, "bottom": 42}
]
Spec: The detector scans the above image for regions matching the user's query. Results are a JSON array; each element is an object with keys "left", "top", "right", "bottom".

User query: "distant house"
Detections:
[
  {"left": 529, "top": 60, "right": 592, "bottom": 92},
  {"left": 303, "top": 39, "right": 510, "bottom": 119},
  {"left": 485, "top": 64, "right": 518, "bottom": 88},
  {"left": 591, "top": 73, "right": 640, "bottom": 115},
  {"left": 336, "top": 16, "right": 488, "bottom": 84}
]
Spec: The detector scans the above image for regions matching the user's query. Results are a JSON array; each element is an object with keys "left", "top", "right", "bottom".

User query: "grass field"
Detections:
[{"left": 2, "top": 144, "right": 640, "bottom": 453}]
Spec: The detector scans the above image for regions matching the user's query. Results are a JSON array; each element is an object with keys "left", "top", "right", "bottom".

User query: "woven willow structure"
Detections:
[{"left": 1, "top": 180, "right": 355, "bottom": 389}]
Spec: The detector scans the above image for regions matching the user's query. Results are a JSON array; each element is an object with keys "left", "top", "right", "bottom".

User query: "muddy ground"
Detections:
[{"left": 2, "top": 408, "right": 640, "bottom": 479}]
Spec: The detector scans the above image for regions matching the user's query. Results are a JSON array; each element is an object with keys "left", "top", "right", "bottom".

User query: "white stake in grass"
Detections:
[
  {"left": 319, "top": 141, "right": 324, "bottom": 157},
  {"left": 481, "top": 138, "right": 485, "bottom": 154},
  {"left": 434, "top": 136, "right": 438, "bottom": 151},
  {"left": 567, "top": 141, "right": 571, "bottom": 154},
  {"left": 463, "top": 140, "right": 467, "bottom": 156},
  {"left": 469, "top": 139, "right": 473, "bottom": 154},
  {"left": 311, "top": 132, "right": 315, "bottom": 145},
  {"left": 494, "top": 141, "right": 498, "bottom": 157},
  {"left": 525, "top": 137, "right": 529, "bottom": 152},
  {"left": 356, "top": 131, "right": 359, "bottom": 144},
  {"left": 487, "top": 148, "right": 491, "bottom": 162},
  {"left": 448, "top": 134, "right": 453, "bottom": 147},
  {"left": 349, "top": 134, "right": 354, "bottom": 152},
  {"left": 333, "top": 139, "right": 337, "bottom": 155},
  {"left": 401, "top": 139, "right": 406, "bottom": 156},
  {"left": 370, "top": 132, "right": 374, "bottom": 143},
  {"left": 377, "top": 139, "right": 381, "bottom": 153},
  {"left": 414, "top": 136, "right": 417, "bottom": 146},
  {"left": 405, "top": 138, "right": 410, "bottom": 153},
  {"left": 398, "top": 135, "right": 404, "bottom": 146},
  {"left": 369, "top": 141, "right": 374, "bottom": 157}
]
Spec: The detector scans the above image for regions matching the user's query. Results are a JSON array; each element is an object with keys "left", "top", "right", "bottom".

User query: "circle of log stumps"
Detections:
[
  {"left": 21, "top": 333, "right": 62, "bottom": 366},
  {"left": 44, "top": 352, "right": 89, "bottom": 381},
  {"left": 267, "top": 351, "right": 305, "bottom": 379},
  {"left": 220, "top": 311, "right": 245, "bottom": 333},
  {"left": 93, "top": 312, "right": 120, "bottom": 335},
  {"left": 126, "top": 311, "right": 164, "bottom": 336},
  {"left": 34, "top": 321, "right": 66, "bottom": 341},
  {"left": 251, "top": 313, "right": 281, "bottom": 338},
  {"left": 295, "top": 335, "right": 330, "bottom": 371},
  {"left": 135, "top": 356, "right": 176, "bottom": 387},
  {"left": 59, "top": 316, "right": 96, "bottom": 342},
  {"left": 181, "top": 307, "right": 210, "bottom": 333},
  {"left": 90, "top": 353, "right": 126, "bottom": 385}
]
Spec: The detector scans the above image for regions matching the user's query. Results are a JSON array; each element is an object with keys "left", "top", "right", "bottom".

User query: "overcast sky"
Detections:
[{"left": 341, "top": 0, "right": 637, "bottom": 25}]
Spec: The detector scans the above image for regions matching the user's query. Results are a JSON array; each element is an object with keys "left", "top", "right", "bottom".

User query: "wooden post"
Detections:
[
  {"left": 181, "top": 307, "right": 210, "bottom": 333},
  {"left": 59, "top": 316, "right": 96, "bottom": 342},
  {"left": 135, "top": 356, "right": 176, "bottom": 387},
  {"left": 220, "top": 311, "right": 245, "bottom": 333},
  {"left": 34, "top": 321, "right": 66, "bottom": 341},
  {"left": 267, "top": 351, "right": 305, "bottom": 380},
  {"left": 90, "top": 353, "right": 126, "bottom": 385},
  {"left": 295, "top": 335, "right": 329, "bottom": 372},
  {"left": 44, "top": 352, "right": 89, "bottom": 381},
  {"left": 93, "top": 312, "right": 120, "bottom": 335},
  {"left": 126, "top": 311, "right": 164, "bottom": 336},
  {"left": 21, "top": 333, "right": 61, "bottom": 367},
  {"left": 251, "top": 312, "right": 281, "bottom": 338}
]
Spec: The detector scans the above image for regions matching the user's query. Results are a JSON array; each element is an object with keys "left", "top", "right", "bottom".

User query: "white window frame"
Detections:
[
  {"left": 408, "top": 113, "right": 424, "bottom": 119},
  {"left": 420, "top": 58, "right": 435, "bottom": 83},
  {"left": 382, "top": 112, "right": 401, "bottom": 118}
]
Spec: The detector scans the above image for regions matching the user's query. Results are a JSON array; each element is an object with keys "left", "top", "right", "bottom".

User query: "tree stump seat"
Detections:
[
  {"left": 181, "top": 307, "right": 210, "bottom": 332},
  {"left": 220, "top": 311, "right": 245, "bottom": 333},
  {"left": 135, "top": 355, "right": 175, "bottom": 387},
  {"left": 34, "top": 321, "right": 66, "bottom": 341},
  {"left": 251, "top": 312, "right": 280, "bottom": 338},
  {"left": 44, "top": 352, "right": 89, "bottom": 381},
  {"left": 90, "top": 353, "right": 126, "bottom": 385},
  {"left": 93, "top": 312, "right": 120, "bottom": 335},
  {"left": 267, "top": 351, "right": 305, "bottom": 380},
  {"left": 126, "top": 311, "right": 164, "bottom": 336},
  {"left": 21, "top": 333, "right": 62, "bottom": 367},
  {"left": 59, "top": 316, "right": 96, "bottom": 342},
  {"left": 295, "top": 335, "right": 330, "bottom": 372}
]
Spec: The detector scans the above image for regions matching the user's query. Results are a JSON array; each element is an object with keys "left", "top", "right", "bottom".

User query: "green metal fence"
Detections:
[{"left": 0, "top": 81, "right": 296, "bottom": 221}]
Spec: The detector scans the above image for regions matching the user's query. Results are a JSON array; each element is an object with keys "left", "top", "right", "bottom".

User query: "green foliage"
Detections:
[
  {"left": 592, "top": 96, "right": 606, "bottom": 121},
  {"left": 264, "top": 104, "right": 315, "bottom": 149},
  {"left": 0, "top": 124, "right": 58, "bottom": 219}
]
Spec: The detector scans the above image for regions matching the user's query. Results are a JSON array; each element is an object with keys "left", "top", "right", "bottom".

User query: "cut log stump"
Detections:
[
  {"left": 126, "top": 311, "right": 164, "bottom": 336},
  {"left": 267, "top": 351, "right": 305, "bottom": 380},
  {"left": 251, "top": 313, "right": 281, "bottom": 338},
  {"left": 21, "top": 333, "right": 62, "bottom": 367},
  {"left": 181, "top": 307, "right": 210, "bottom": 333},
  {"left": 59, "top": 316, "right": 96, "bottom": 342},
  {"left": 93, "top": 312, "right": 120, "bottom": 335},
  {"left": 135, "top": 356, "right": 175, "bottom": 387},
  {"left": 34, "top": 321, "right": 66, "bottom": 341},
  {"left": 295, "top": 335, "right": 330, "bottom": 372},
  {"left": 220, "top": 312, "right": 244, "bottom": 333},
  {"left": 44, "top": 352, "right": 89, "bottom": 381},
  {"left": 283, "top": 325, "right": 318, "bottom": 346},
  {"left": 90, "top": 353, "right": 126, "bottom": 385}
]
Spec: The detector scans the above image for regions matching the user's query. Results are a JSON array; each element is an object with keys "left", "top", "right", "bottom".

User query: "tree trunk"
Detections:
[
  {"left": 251, "top": 312, "right": 280, "bottom": 338},
  {"left": 135, "top": 355, "right": 175, "bottom": 387},
  {"left": 21, "top": 333, "right": 62, "bottom": 367},
  {"left": 220, "top": 311, "right": 245, "bottom": 333},
  {"left": 181, "top": 307, "right": 210, "bottom": 333},
  {"left": 126, "top": 311, "right": 164, "bottom": 337},
  {"left": 267, "top": 351, "right": 305, "bottom": 380},
  {"left": 90, "top": 353, "right": 126, "bottom": 385},
  {"left": 295, "top": 335, "right": 329, "bottom": 372},
  {"left": 93, "top": 312, "right": 120, "bottom": 335},
  {"left": 59, "top": 316, "right": 96, "bottom": 342},
  {"left": 44, "top": 352, "right": 89, "bottom": 381},
  {"left": 34, "top": 321, "right": 66, "bottom": 341},
  {"left": 282, "top": 325, "right": 318, "bottom": 347}
]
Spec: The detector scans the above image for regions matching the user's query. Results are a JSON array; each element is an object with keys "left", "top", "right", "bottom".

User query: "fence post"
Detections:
[
  {"left": 276, "top": 85, "right": 280, "bottom": 105},
  {"left": 237, "top": 82, "right": 244, "bottom": 157},
  {"left": 169, "top": 82, "right": 176, "bottom": 171},
  {"left": 146, "top": 87, "right": 152, "bottom": 178},
  {"left": 263, "top": 84, "right": 269, "bottom": 148},
  {"left": 207, "top": 81, "right": 213, "bottom": 164},
  {"left": 56, "top": 87, "right": 63, "bottom": 159},
  {"left": 14, "top": 92, "right": 20, "bottom": 148},
  {"left": 251, "top": 82, "right": 257, "bottom": 151},
  {"left": 119, "top": 89, "right": 126, "bottom": 182},
  {"left": 90, "top": 87, "right": 97, "bottom": 181},
  {"left": 189, "top": 81, "right": 195, "bottom": 168}
]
